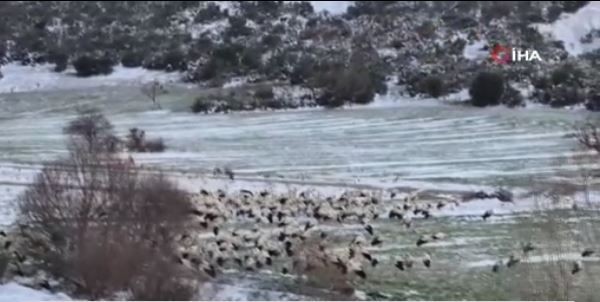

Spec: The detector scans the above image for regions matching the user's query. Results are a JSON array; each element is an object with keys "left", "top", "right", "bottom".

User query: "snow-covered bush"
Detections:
[{"left": 469, "top": 71, "right": 505, "bottom": 107}]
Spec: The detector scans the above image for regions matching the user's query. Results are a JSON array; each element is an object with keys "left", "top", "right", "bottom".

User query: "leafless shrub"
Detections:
[
  {"left": 17, "top": 112, "right": 197, "bottom": 300},
  {"left": 141, "top": 80, "right": 168, "bottom": 109},
  {"left": 64, "top": 108, "right": 121, "bottom": 153},
  {"left": 576, "top": 121, "right": 600, "bottom": 155},
  {"left": 126, "top": 128, "right": 166, "bottom": 153},
  {"left": 291, "top": 240, "right": 355, "bottom": 299},
  {"left": 144, "top": 138, "right": 166, "bottom": 153}
]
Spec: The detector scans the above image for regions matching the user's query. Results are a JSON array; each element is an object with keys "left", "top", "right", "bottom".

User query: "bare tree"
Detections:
[
  {"left": 141, "top": 80, "right": 168, "bottom": 109},
  {"left": 17, "top": 109, "right": 198, "bottom": 299},
  {"left": 576, "top": 121, "right": 600, "bottom": 154},
  {"left": 63, "top": 107, "right": 120, "bottom": 153}
]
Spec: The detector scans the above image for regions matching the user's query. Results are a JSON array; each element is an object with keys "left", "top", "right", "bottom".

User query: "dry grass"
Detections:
[
  {"left": 290, "top": 239, "right": 357, "bottom": 300},
  {"left": 502, "top": 121, "right": 600, "bottom": 301}
]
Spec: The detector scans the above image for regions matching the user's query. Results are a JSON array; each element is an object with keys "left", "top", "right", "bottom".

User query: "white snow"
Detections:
[
  {"left": 199, "top": 279, "right": 305, "bottom": 300},
  {"left": 309, "top": 1, "right": 353, "bottom": 15},
  {"left": 0, "top": 63, "right": 185, "bottom": 94},
  {"left": 189, "top": 19, "right": 229, "bottom": 39},
  {"left": 463, "top": 39, "right": 489, "bottom": 61},
  {"left": 534, "top": 1, "right": 600, "bottom": 56},
  {"left": 222, "top": 77, "right": 250, "bottom": 88},
  {"left": 0, "top": 283, "right": 70, "bottom": 302}
]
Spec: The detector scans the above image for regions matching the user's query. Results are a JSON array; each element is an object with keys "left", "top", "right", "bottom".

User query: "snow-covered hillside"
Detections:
[
  {"left": 0, "top": 63, "right": 185, "bottom": 94},
  {"left": 534, "top": 1, "right": 600, "bottom": 56}
]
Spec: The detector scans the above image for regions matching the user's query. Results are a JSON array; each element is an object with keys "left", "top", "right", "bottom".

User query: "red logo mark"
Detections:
[{"left": 490, "top": 45, "right": 511, "bottom": 64}]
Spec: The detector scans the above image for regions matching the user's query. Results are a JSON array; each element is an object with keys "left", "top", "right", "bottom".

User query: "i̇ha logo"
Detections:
[{"left": 490, "top": 44, "right": 543, "bottom": 64}]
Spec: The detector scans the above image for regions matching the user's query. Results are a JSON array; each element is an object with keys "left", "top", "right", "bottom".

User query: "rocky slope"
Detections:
[{"left": 1, "top": 1, "right": 599, "bottom": 110}]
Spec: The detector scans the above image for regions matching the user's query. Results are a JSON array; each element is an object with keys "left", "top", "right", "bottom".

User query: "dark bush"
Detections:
[
  {"left": 261, "top": 34, "right": 282, "bottom": 48},
  {"left": 0, "top": 251, "right": 8, "bottom": 280},
  {"left": 501, "top": 86, "right": 524, "bottom": 108},
  {"left": 316, "top": 90, "right": 347, "bottom": 108},
  {"left": 226, "top": 16, "right": 252, "bottom": 37},
  {"left": 121, "top": 50, "right": 145, "bottom": 68},
  {"left": 390, "top": 40, "right": 404, "bottom": 49},
  {"left": 482, "top": 2, "right": 513, "bottom": 21},
  {"left": 469, "top": 71, "right": 505, "bottom": 107},
  {"left": 418, "top": 76, "right": 445, "bottom": 98},
  {"left": 416, "top": 21, "right": 436, "bottom": 39},
  {"left": 585, "top": 92, "right": 600, "bottom": 111},
  {"left": 315, "top": 66, "right": 377, "bottom": 108},
  {"left": 213, "top": 43, "right": 244, "bottom": 68},
  {"left": 144, "top": 138, "right": 166, "bottom": 152},
  {"left": 48, "top": 50, "right": 69, "bottom": 72},
  {"left": 290, "top": 1, "right": 314, "bottom": 16},
  {"left": 191, "top": 97, "right": 215, "bottom": 114},
  {"left": 126, "top": 128, "right": 166, "bottom": 153},
  {"left": 254, "top": 86, "right": 275, "bottom": 100},
  {"left": 194, "top": 3, "right": 225, "bottom": 23},
  {"left": 73, "top": 54, "right": 115, "bottom": 77},
  {"left": 539, "top": 86, "right": 585, "bottom": 107},
  {"left": 64, "top": 108, "right": 121, "bottom": 153},
  {"left": 241, "top": 47, "right": 263, "bottom": 70},
  {"left": 143, "top": 49, "right": 187, "bottom": 71},
  {"left": 290, "top": 56, "right": 316, "bottom": 85},
  {"left": 551, "top": 63, "right": 584, "bottom": 87},
  {"left": 195, "top": 59, "right": 222, "bottom": 82},
  {"left": 562, "top": 1, "right": 588, "bottom": 13},
  {"left": 546, "top": 5, "right": 563, "bottom": 21},
  {"left": 258, "top": 98, "right": 289, "bottom": 110}
]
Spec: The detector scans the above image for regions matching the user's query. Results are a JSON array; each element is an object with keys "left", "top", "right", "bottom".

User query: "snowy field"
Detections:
[
  {"left": 1, "top": 71, "right": 599, "bottom": 300},
  {"left": 1, "top": 2, "right": 600, "bottom": 300}
]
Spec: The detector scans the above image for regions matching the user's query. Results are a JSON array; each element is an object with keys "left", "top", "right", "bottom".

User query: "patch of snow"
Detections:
[
  {"left": 222, "top": 77, "right": 250, "bottom": 89},
  {"left": 377, "top": 48, "right": 398, "bottom": 59},
  {"left": 309, "top": 1, "right": 353, "bottom": 15},
  {"left": 273, "top": 85, "right": 312, "bottom": 101},
  {"left": 441, "top": 88, "right": 470, "bottom": 103},
  {"left": 189, "top": 19, "right": 229, "bottom": 39},
  {"left": 0, "top": 283, "right": 71, "bottom": 302},
  {"left": 533, "top": 1, "right": 600, "bottom": 56},
  {"left": 468, "top": 253, "right": 600, "bottom": 268},
  {"left": 199, "top": 279, "right": 305, "bottom": 300},
  {"left": 463, "top": 39, "right": 489, "bottom": 61},
  {"left": 0, "top": 63, "right": 185, "bottom": 94}
]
